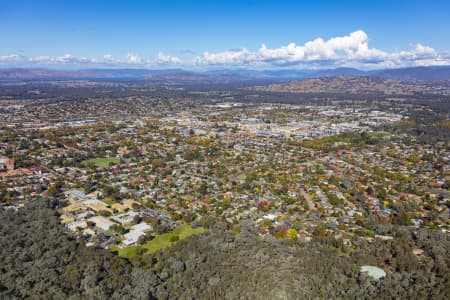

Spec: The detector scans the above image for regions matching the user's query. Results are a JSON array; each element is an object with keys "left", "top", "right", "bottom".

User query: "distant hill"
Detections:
[
  {"left": 0, "top": 68, "right": 99, "bottom": 79},
  {"left": 301, "top": 66, "right": 450, "bottom": 81},
  {"left": 372, "top": 66, "right": 450, "bottom": 81},
  {"left": 306, "top": 66, "right": 450, "bottom": 81},
  {"left": 0, "top": 68, "right": 281, "bottom": 84},
  {"left": 1, "top": 66, "right": 450, "bottom": 82},
  {"left": 252, "top": 75, "right": 450, "bottom": 95},
  {"left": 0, "top": 68, "right": 184, "bottom": 80},
  {"left": 310, "top": 67, "right": 366, "bottom": 78}
]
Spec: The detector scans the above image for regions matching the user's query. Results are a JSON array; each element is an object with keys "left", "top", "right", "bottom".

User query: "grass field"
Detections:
[
  {"left": 115, "top": 224, "right": 206, "bottom": 258},
  {"left": 188, "top": 91, "right": 210, "bottom": 95},
  {"left": 367, "top": 131, "right": 391, "bottom": 138},
  {"left": 81, "top": 157, "right": 121, "bottom": 168}
]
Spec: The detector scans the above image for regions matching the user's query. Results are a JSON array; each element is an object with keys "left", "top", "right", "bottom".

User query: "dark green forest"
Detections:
[{"left": 1, "top": 199, "right": 449, "bottom": 299}]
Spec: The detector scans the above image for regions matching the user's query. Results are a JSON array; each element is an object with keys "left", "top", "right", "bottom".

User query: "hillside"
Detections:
[
  {"left": 375, "top": 66, "right": 450, "bottom": 81},
  {"left": 1, "top": 199, "right": 449, "bottom": 299},
  {"left": 253, "top": 75, "right": 450, "bottom": 95}
]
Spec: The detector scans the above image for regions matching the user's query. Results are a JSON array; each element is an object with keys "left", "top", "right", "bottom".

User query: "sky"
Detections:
[{"left": 1, "top": 0, "right": 450, "bottom": 70}]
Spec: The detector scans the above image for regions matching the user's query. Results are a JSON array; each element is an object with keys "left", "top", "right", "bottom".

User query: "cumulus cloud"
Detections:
[
  {"left": 0, "top": 31, "right": 449, "bottom": 69},
  {"left": 155, "top": 52, "right": 182, "bottom": 65},
  {"left": 195, "top": 30, "right": 386, "bottom": 66},
  {"left": 0, "top": 52, "right": 184, "bottom": 68},
  {"left": 195, "top": 30, "right": 449, "bottom": 68},
  {"left": 103, "top": 54, "right": 115, "bottom": 62},
  {"left": 26, "top": 54, "right": 98, "bottom": 65},
  {"left": 0, "top": 54, "right": 26, "bottom": 62},
  {"left": 125, "top": 53, "right": 143, "bottom": 64}
]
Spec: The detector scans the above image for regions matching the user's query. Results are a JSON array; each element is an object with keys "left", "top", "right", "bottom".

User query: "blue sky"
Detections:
[{"left": 1, "top": 0, "right": 450, "bottom": 69}]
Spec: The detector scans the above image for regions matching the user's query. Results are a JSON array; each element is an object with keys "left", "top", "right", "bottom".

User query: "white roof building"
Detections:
[
  {"left": 131, "top": 222, "right": 152, "bottom": 232},
  {"left": 111, "top": 211, "right": 139, "bottom": 225},
  {"left": 122, "top": 222, "right": 152, "bottom": 246},
  {"left": 65, "top": 220, "right": 88, "bottom": 232},
  {"left": 123, "top": 231, "right": 144, "bottom": 246},
  {"left": 87, "top": 216, "right": 115, "bottom": 231}
]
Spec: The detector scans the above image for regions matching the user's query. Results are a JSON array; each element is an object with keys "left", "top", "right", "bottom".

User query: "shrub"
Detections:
[{"left": 169, "top": 235, "right": 179, "bottom": 242}]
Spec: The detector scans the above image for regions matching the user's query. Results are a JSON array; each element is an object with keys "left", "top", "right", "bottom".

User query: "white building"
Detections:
[
  {"left": 65, "top": 220, "right": 88, "bottom": 232},
  {"left": 87, "top": 216, "right": 115, "bottom": 231},
  {"left": 122, "top": 222, "right": 152, "bottom": 246}
]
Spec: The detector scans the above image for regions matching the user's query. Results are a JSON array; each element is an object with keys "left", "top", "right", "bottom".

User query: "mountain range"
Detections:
[{"left": 1, "top": 66, "right": 450, "bottom": 82}]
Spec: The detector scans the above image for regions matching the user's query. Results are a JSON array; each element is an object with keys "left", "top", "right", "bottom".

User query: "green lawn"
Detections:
[
  {"left": 367, "top": 131, "right": 390, "bottom": 138},
  {"left": 81, "top": 157, "right": 120, "bottom": 168},
  {"left": 102, "top": 198, "right": 114, "bottom": 206},
  {"left": 188, "top": 91, "right": 210, "bottom": 95},
  {"left": 115, "top": 224, "right": 206, "bottom": 258}
]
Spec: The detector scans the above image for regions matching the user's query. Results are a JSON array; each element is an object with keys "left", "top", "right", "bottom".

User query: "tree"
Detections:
[
  {"left": 286, "top": 228, "right": 298, "bottom": 240},
  {"left": 313, "top": 225, "right": 327, "bottom": 238},
  {"left": 99, "top": 210, "right": 112, "bottom": 217},
  {"left": 132, "top": 215, "right": 142, "bottom": 225},
  {"left": 137, "top": 235, "right": 148, "bottom": 245},
  {"left": 47, "top": 185, "right": 58, "bottom": 197},
  {"left": 169, "top": 235, "right": 179, "bottom": 242},
  {"left": 151, "top": 159, "right": 164, "bottom": 170}
]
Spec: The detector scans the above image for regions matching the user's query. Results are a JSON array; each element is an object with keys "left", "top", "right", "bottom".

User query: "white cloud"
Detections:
[
  {"left": 27, "top": 54, "right": 98, "bottom": 65},
  {"left": 155, "top": 52, "right": 182, "bottom": 65},
  {"left": 0, "top": 31, "right": 449, "bottom": 69},
  {"left": 0, "top": 54, "right": 26, "bottom": 62},
  {"left": 103, "top": 54, "right": 114, "bottom": 62},
  {"left": 195, "top": 30, "right": 388, "bottom": 66},
  {"left": 412, "top": 44, "right": 436, "bottom": 57},
  {"left": 195, "top": 30, "right": 449, "bottom": 68},
  {"left": 125, "top": 53, "right": 143, "bottom": 64},
  {"left": 29, "top": 55, "right": 53, "bottom": 63}
]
